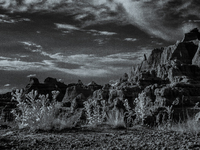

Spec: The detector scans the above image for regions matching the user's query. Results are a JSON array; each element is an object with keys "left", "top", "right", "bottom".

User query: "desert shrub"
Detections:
[
  {"left": 83, "top": 98, "right": 107, "bottom": 126},
  {"left": 134, "top": 92, "right": 154, "bottom": 125},
  {"left": 106, "top": 108, "right": 126, "bottom": 129},
  {"left": 11, "top": 89, "right": 81, "bottom": 131},
  {"left": 166, "top": 108, "right": 200, "bottom": 134},
  {"left": 134, "top": 92, "right": 174, "bottom": 127}
]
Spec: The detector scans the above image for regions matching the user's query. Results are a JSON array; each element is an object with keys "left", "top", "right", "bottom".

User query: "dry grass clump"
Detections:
[
  {"left": 106, "top": 109, "right": 126, "bottom": 129},
  {"left": 168, "top": 112, "right": 200, "bottom": 134}
]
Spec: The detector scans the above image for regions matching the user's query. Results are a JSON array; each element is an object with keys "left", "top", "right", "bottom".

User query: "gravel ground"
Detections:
[{"left": 0, "top": 125, "right": 200, "bottom": 150}]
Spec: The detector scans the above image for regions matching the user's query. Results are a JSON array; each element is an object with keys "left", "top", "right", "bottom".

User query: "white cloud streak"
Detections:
[
  {"left": 55, "top": 23, "right": 80, "bottom": 31},
  {"left": 13, "top": 41, "right": 150, "bottom": 77},
  {"left": 124, "top": 38, "right": 137, "bottom": 42}
]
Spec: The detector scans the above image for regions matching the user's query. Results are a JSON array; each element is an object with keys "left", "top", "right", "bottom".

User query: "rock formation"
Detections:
[
  {"left": 2, "top": 28, "right": 200, "bottom": 125},
  {"left": 22, "top": 77, "right": 68, "bottom": 102},
  {"left": 62, "top": 80, "right": 102, "bottom": 105},
  {"left": 127, "top": 28, "right": 200, "bottom": 121}
]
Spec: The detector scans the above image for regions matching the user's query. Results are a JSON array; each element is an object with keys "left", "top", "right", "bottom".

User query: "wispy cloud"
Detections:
[
  {"left": 55, "top": 24, "right": 117, "bottom": 38},
  {"left": 97, "top": 31, "right": 117, "bottom": 36},
  {"left": 15, "top": 41, "right": 151, "bottom": 77},
  {"left": 0, "top": 14, "right": 31, "bottom": 23},
  {"left": 4, "top": 84, "right": 10, "bottom": 87},
  {"left": 55, "top": 23, "right": 80, "bottom": 31},
  {"left": 124, "top": 38, "right": 137, "bottom": 42},
  {"left": 27, "top": 74, "right": 36, "bottom": 78},
  {"left": 0, "top": 59, "right": 42, "bottom": 71},
  {"left": 20, "top": 41, "right": 63, "bottom": 60}
]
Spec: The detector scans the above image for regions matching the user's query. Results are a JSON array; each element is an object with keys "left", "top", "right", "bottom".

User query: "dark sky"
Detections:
[{"left": 0, "top": 0, "right": 200, "bottom": 93}]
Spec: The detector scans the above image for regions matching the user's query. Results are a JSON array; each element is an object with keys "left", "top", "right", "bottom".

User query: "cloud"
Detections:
[
  {"left": 0, "top": 88, "right": 12, "bottom": 94},
  {"left": 4, "top": 84, "right": 10, "bottom": 87},
  {"left": 89, "top": 30, "right": 117, "bottom": 36},
  {"left": 20, "top": 41, "right": 63, "bottom": 60},
  {"left": 55, "top": 23, "right": 80, "bottom": 31},
  {"left": 27, "top": 74, "right": 36, "bottom": 78},
  {"left": 124, "top": 38, "right": 137, "bottom": 42},
  {"left": 13, "top": 41, "right": 151, "bottom": 77},
  {"left": 0, "top": 59, "right": 46, "bottom": 71},
  {"left": 0, "top": 14, "right": 31, "bottom": 23}
]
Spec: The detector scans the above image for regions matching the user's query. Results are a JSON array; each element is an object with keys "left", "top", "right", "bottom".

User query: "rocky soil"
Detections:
[{"left": 0, "top": 125, "right": 200, "bottom": 150}]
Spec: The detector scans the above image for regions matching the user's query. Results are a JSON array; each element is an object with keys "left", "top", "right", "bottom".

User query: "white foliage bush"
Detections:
[
  {"left": 134, "top": 92, "right": 153, "bottom": 125},
  {"left": 83, "top": 98, "right": 107, "bottom": 126},
  {"left": 11, "top": 89, "right": 80, "bottom": 131}
]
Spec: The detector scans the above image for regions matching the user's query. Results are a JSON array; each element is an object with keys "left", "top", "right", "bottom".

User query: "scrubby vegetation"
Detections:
[
  {"left": 1, "top": 89, "right": 200, "bottom": 149},
  {"left": 0, "top": 88, "right": 197, "bottom": 135},
  {"left": 106, "top": 109, "right": 126, "bottom": 129},
  {"left": 10, "top": 89, "right": 81, "bottom": 131}
]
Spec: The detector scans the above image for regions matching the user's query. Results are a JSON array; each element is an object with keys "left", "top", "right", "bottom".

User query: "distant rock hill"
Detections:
[{"left": 1, "top": 28, "right": 200, "bottom": 122}]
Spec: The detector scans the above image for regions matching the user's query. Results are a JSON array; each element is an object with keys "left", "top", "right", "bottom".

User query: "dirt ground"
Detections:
[{"left": 1, "top": 125, "right": 200, "bottom": 150}]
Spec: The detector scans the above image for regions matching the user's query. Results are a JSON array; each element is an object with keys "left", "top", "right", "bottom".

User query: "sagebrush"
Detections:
[{"left": 11, "top": 89, "right": 81, "bottom": 131}]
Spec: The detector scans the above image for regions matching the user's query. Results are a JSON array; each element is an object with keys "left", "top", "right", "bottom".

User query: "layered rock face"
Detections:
[
  {"left": 131, "top": 28, "right": 200, "bottom": 84},
  {"left": 129, "top": 28, "right": 200, "bottom": 116}
]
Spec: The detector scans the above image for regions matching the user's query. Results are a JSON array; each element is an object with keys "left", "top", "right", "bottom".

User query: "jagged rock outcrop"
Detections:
[
  {"left": 131, "top": 28, "right": 200, "bottom": 85},
  {"left": 22, "top": 77, "right": 68, "bottom": 102},
  {"left": 183, "top": 28, "right": 200, "bottom": 42},
  {"left": 87, "top": 81, "right": 103, "bottom": 92},
  {"left": 127, "top": 28, "right": 200, "bottom": 122},
  {"left": 63, "top": 80, "right": 102, "bottom": 103}
]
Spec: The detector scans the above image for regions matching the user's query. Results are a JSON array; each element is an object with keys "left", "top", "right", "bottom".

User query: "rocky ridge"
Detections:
[{"left": 1, "top": 28, "right": 200, "bottom": 123}]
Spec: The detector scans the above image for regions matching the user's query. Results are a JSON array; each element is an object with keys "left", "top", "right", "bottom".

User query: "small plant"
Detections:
[
  {"left": 106, "top": 108, "right": 126, "bottom": 129},
  {"left": 83, "top": 99, "right": 107, "bottom": 126},
  {"left": 134, "top": 92, "right": 153, "bottom": 125}
]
